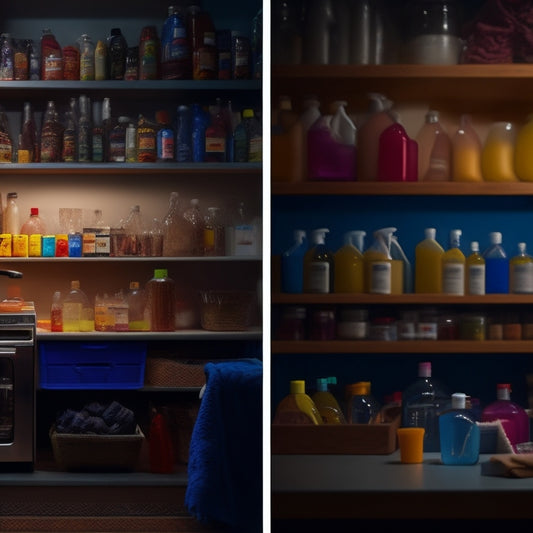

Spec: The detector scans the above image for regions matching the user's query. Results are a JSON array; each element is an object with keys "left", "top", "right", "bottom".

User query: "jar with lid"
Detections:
[
  {"left": 417, "top": 307, "right": 439, "bottom": 340},
  {"left": 309, "top": 308, "right": 336, "bottom": 340},
  {"left": 438, "top": 314, "right": 458, "bottom": 340},
  {"left": 336, "top": 308, "right": 368, "bottom": 340},
  {"left": 459, "top": 313, "right": 486, "bottom": 340},
  {"left": 397, "top": 310, "right": 418, "bottom": 340},
  {"left": 277, "top": 306, "right": 307, "bottom": 340},
  {"left": 369, "top": 316, "right": 397, "bottom": 341}
]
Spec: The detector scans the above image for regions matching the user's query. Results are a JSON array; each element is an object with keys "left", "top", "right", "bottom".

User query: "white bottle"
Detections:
[
  {"left": 330, "top": 100, "right": 356, "bottom": 145},
  {"left": 4, "top": 192, "right": 20, "bottom": 235}
]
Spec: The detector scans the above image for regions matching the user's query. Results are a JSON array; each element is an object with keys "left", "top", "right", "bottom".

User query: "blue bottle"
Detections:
[
  {"left": 281, "top": 229, "right": 307, "bottom": 293},
  {"left": 439, "top": 392, "right": 480, "bottom": 465},
  {"left": 191, "top": 104, "right": 208, "bottom": 162},
  {"left": 160, "top": 5, "right": 191, "bottom": 80},
  {"left": 175, "top": 105, "right": 192, "bottom": 162},
  {"left": 483, "top": 231, "right": 509, "bottom": 293}
]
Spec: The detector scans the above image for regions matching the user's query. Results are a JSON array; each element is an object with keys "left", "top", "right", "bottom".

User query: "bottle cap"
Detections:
[
  {"left": 290, "top": 380, "right": 305, "bottom": 394},
  {"left": 154, "top": 269, "right": 168, "bottom": 279},
  {"left": 30, "top": 207, "right": 38, "bottom": 216},
  {"left": 451, "top": 392, "right": 467, "bottom": 409}
]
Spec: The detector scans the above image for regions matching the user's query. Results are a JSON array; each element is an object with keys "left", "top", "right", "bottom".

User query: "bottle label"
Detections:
[
  {"left": 43, "top": 55, "right": 63, "bottom": 80},
  {"left": 467, "top": 264, "right": 485, "bottom": 295},
  {"left": 512, "top": 263, "right": 533, "bottom": 293},
  {"left": 370, "top": 262, "right": 391, "bottom": 294},
  {"left": 0, "top": 131, "right": 12, "bottom": 163},
  {"left": 307, "top": 262, "right": 330, "bottom": 293},
  {"left": 442, "top": 263, "right": 465, "bottom": 295}
]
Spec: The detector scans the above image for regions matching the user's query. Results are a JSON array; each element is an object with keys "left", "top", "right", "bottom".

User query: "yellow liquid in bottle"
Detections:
[
  {"left": 415, "top": 239, "right": 444, "bottom": 293},
  {"left": 482, "top": 137, "right": 517, "bottom": 182},
  {"left": 515, "top": 117, "right": 533, "bottom": 182},
  {"left": 442, "top": 247, "right": 465, "bottom": 295},
  {"left": 334, "top": 245, "right": 364, "bottom": 293}
]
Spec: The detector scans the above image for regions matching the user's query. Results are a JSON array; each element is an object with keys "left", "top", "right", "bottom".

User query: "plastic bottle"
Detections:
[
  {"left": 0, "top": 34, "right": 14, "bottom": 81},
  {"left": 77, "top": 94, "right": 92, "bottom": 163},
  {"left": 94, "top": 39, "right": 106, "bottom": 80},
  {"left": 127, "top": 281, "right": 150, "bottom": 331},
  {"left": 161, "top": 4, "right": 191, "bottom": 80},
  {"left": 4, "top": 192, "right": 20, "bottom": 235},
  {"left": 442, "top": 229, "right": 465, "bottom": 295},
  {"left": 78, "top": 34, "right": 95, "bottom": 81},
  {"left": 415, "top": 228, "right": 444, "bottom": 294},
  {"left": 401, "top": 361, "right": 451, "bottom": 452},
  {"left": 0, "top": 107, "right": 12, "bottom": 163},
  {"left": 364, "top": 227, "right": 402, "bottom": 294},
  {"left": 203, "top": 206, "right": 225, "bottom": 257},
  {"left": 136, "top": 114, "right": 157, "bottom": 163},
  {"left": 481, "top": 383, "right": 530, "bottom": 450},
  {"left": 416, "top": 110, "right": 449, "bottom": 181},
  {"left": 334, "top": 230, "right": 366, "bottom": 293},
  {"left": 162, "top": 192, "right": 189, "bottom": 257},
  {"left": 312, "top": 377, "right": 346, "bottom": 424},
  {"left": 40, "top": 29, "right": 62, "bottom": 80},
  {"left": 205, "top": 99, "right": 227, "bottom": 162},
  {"left": 452, "top": 114, "right": 483, "bottom": 182},
  {"left": 18, "top": 102, "right": 37, "bottom": 163},
  {"left": 233, "top": 201, "right": 259, "bottom": 256},
  {"left": 124, "top": 46, "right": 139, "bottom": 80},
  {"left": 149, "top": 409, "right": 175, "bottom": 474},
  {"left": 242, "top": 108, "right": 262, "bottom": 162},
  {"left": 483, "top": 231, "right": 509, "bottom": 294},
  {"left": 146, "top": 269, "right": 175, "bottom": 332},
  {"left": 272, "top": 0, "right": 304, "bottom": 65},
  {"left": 439, "top": 392, "right": 480, "bottom": 465},
  {"left": 62, "top": 280, "right": 91, "bottom": 332},
  {"left": 190, "top": 8, "right": 217, "bottom": 80},
  {"left": 156, "top": 110, "right": 175, "bottom": 162},
  {"left": 390, "top": 234, "right": 413, "bottom": 293},
  {"left": 510, "top": 242, "right": 533, "bottom": 294},
  {"left": 91, "top": 100, "right": 104, "bottom": 163},
  {"left": 273, "top": 380, "right": 323, "bottom": 425},
  {"left": 357, "top": 93, "right": 395, "bottom": 181},
  {"left": 50, "top": 290, "right": 63, "bottom": 332},
  {"left": 174, "top": 104, "right": 192, "bottom": 162},
  {"left": 40, "top": 100, "right": 63, "bottom": 162},
  {"left": 377, "top": 121, "right": 418, "bottom": 181},
  {"left": 281, "top": 229, "right": 308, "bottom": 294},
  {"left": 465, "top": 241, "right": 485, "bottom": 295},
  {"left": 107, "top": 28, "right": 128, "bottom": 80},
  {"left": 481, "top": 121, "right": 518, "bottom": 182},
  {"left": 138, "top": 25, "right": 160, "bottom": 80},
  {"left": 346, "top": 381, "right": 381, "bottom": 424},
  {"left": 20, "top": 207, "right": 46, "bottom": 237},
  {"left": 303, "top": 228, "right": 334, "bottom": 293}
]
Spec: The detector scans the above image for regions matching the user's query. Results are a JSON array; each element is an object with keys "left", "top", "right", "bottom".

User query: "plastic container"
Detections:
[
  {"left": 309, "top": 308, "right": 336, "bottom": 340},
  {"left": 452, "top": 114, "right": 483, "bottom": 182},
  {"left": 303, "top": 228, "right": 334, "bottom": 293},
  {"left": 312, "top": 377, "right": 346, "bottom": 424},
  {"left": 390, "top": 234, "right": 413, "bottom": 293},
  {"left": 176, "top": 105, "right": 193, "bottom": 162},
  {"left": 127, "top": 281, "right": 149, "bottom": 331},
  {"left": 62, "top": 280, "right": 92, "bottom": 332},
  {"left": 336, "top": 308, "right": 369, "bottom": 340},
  {"left": 510, "top": 242, "right": 533, "bottom": 294},
  {"left": 78, "top": 34, "right": 95, "bottom": 80},
  {"left": 401, "top": 361, "right": 451, "bottom": 452},
  {"left": 439, "top": 392, "right": 480, "bottom": 465},
  {"left": 281, "top": 229, "right": 308, "bottom": 293},
  {"left": 415, "top": 228, "right": 444, "bottom": 294},
  {"left": 483, "top": 231, "right": 509, "bottom": 294},
  {"left": 481, "top": 383, "right": 530, "bottom": 450},
  {"left": 40, "top": 29, "right": 62, "bottom": 80},
  {"left": 107, "top": 28, "right": 127, "bottom": 80},
  {"left": 465, "top": 241, "right": 485, "bottom": 295},
  {"left": 442, "top": 229, "right": 465, "bottom": 295},
  {"left": 50, "top": 290, "right": 63, "bottom": 332},
  {"left": 364, "top": 227, "right": 402, "bottom": 294},
  {"left": 273, "top": 380, "right": 323, "bottom": 425},
  {"left": 346, "top": 381, "right": 381, "bottom": 424},
  {"left": 161, "top": 5, "right": 191, "bottom": 80},
  {"left": 514, "top": 113, "right": 533, "bottom": 181},
  {"left": 276, "top": 306, "right": 306, "bottom": 340},
  {"left": 4, "top": 192, "right": 20, "bottom": 235},
  {"left": 182, "top": 198, "right": 204, "bottom": 256},
  {"left": 481, "top": 122, "right": 518, "bottom": 182},
  {"left": 146, "top": 269, "right": 175, "bottom": 332},
  {"left": 416, "top": 110, "right": 451, "bottom": 181},
  {"left": 377, "top": 122, "right": 418, "bottom": 181},
  {"left": 334, "top": 230, "right": 366, "bottom": 293}
]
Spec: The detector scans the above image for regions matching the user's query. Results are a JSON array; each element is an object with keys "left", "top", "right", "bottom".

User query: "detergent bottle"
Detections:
[
  {"left": 303, "top": 228, "right": 334, "bottom": 293},
  {"left": 364, "top": 227, "right": 401, "bottom": 294},
  {"left": 281, "top": 229, "right": 308, "bottom": 293},
  {"left": 481, "top": 121, "right": 518, "bottom": 182},
  {"left": 509, "top": 241, "right": 533, "bottom": 294},
  {"left": 442, "top": 229, "right": 465, "bottom": 295},
  {"left": 334, "top": 230, "right": 366, "bottom": 293},
  {"left": 483, "top": 231, "right": 509, "bottom": 294},
  {"left": 390, "top": 233, "right": 413, "bottom": 293},
  {"left": 273, "top": 380, "right": 323, "bottom": 425},
  {"left": 415, "top": 227, "right": 444, "bottom": 293},
  {"left": 452, "top": 114, "right": 483, "bottom": 182},
  {"left": 357, "top": 92, "right": 395, "bottom": 181},
  {"left": 377, "top": 120, "right": 418, "bottom": 181}
]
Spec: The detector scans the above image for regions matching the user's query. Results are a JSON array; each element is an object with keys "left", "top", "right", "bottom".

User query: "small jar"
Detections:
[
  {"left": 277, "top": 306, "right": 307, "bottom": 341},
  {"left": 397, "top": 310, "right": 418, "bottom": 340},
  {"left": 337, "top": 308, "right": 368, "bottom": 340},
  {"left": 438, "top": 314, "right": 459, "bottom": 340},
  {"left": 522, "top": 311, "right": 533, "bottom": 340},
  {"left": 487, "top": 312, "right": 504, "bottom": 340},
  {"left": 459, "top": 314, "right": 486, "bottom": 340},
  {"left": 369, "top": 316, "right": 397, "bottom": 341},
  {"left": 417, "top": 308, "right": 439, "bottom": 340},
  {"left": 503, "top": 311, "right": 522, "bottom": 340},
  {"left": 309, "top": 308, "right": 336, "bottom": 340}
]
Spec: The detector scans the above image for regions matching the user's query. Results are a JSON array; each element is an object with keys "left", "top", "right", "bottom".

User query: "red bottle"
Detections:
[
  {"left": 204, "top": 99, "right": 227, "bottom": 162},
  {"left": 139, "top": 26, "right": 160, "bottom": 80},
  {"left": 149, "top": 410, "right": 175, "bottom": 474},
  {"left": 40, "top": 28, "right": 62, "bottom": 80},
  {"left": 377, "top": 122, "right": 418, "bottom": 181}
]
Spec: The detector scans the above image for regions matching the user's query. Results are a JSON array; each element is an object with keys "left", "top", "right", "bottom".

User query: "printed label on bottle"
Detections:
[
  {"left": 468, "top": 264, "right": 485, "bottom": 295},
  {"left": 370, "top": 262, "right": 391, "bottom": 294},
  {"left": 44, "top": 56, "right": 63, "bottom": 80},
  {"left": 512, "top": 263, "right": 533, "bottom": 293},
  {"left": 0, "top": 131, "right": 12, "bottom": 163},
  {"left": 442, "top": 263, "right": 465, "bottom": 295},
  {"left": 205, "top": 136, "right": 226, "bottom": 154},
  {"left": 307, "top": 262, "right": 330, "bottom": 293}
]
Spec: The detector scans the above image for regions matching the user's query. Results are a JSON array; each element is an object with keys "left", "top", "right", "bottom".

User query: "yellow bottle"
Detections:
[
  {"left": 273, "top": 380, "right": 323, "bottom": 425},
  {"left": 481, "top": 121, "right": 518, "bottom": 182},
  {"left": 415, "top": 227, "right": 444, "bottom": 293},
  {"left": 334, "top": 230, "right": 366, "bottom": 293},
  {"left": 514, "top": 114, "right": 533, "bottom": 182},
  {"left": 510, "top": 242, "right": 533, "bottom": 294},
  {"left": 452, "top": 114, "right": 483, "bottom": 182},
  {"left": 466, "top": 241, "right": 485, "bottom": 295},
  {"left": 312, "top": 378, "right": 346, "bottom": 424},
  {"left": 442, "top": 229, "right": 465, "bottom": 295},
  {"left": 364, "top": 227, "right": 403, "bottom": 294}
]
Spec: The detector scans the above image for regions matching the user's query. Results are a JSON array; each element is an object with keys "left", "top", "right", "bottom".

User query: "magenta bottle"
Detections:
[
  {"left": 481, "top": 383, "right": 529, "bottom": 450},
  {"left": 377, "top": 122, "right": 418, "bottom": 181}
]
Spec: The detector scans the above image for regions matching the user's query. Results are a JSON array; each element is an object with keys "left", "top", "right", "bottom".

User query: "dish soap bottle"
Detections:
[
  {"left": 442, "top": 229, "right": 465, "bottom": 295},
  {"left": 281, "top": 229, "right": 308, "bottom": 294},
  {"left": 334, "top": 230, "right": 366, "bottom": 293},
  {"left": 415, "top": 227, "right": 444, "bottom": 294},
  {"left": 303, "top": 228, "right": 334, "bottom": 293},
  {"left": 312, "top": 377, "right": 346, "bottom": 424},
  {"left": 439, "top": 392, "right": 480, "bottom": 465},
  {"left": 273, "top": 380, "right": 323, "bottom": 425}
]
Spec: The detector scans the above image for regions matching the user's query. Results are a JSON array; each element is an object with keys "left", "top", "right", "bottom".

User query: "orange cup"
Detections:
[{"left": 397, "top": 427, "right": 425, "bottom": 463}]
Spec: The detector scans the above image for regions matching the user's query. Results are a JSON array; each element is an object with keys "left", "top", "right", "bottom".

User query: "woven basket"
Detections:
[
  {"left": 49, "top": 425, "right": 145, "bottom": 472},
  {"left": 144, "top": 357, "right": 207, "bottom": 388},
  {"left": 199, "top": 290, "right": 254, "bottom": 331}
]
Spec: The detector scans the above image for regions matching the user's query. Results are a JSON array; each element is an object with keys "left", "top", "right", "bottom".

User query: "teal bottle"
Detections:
[{"left": 439, "top": 392, "right": 480, "bottom": 465}]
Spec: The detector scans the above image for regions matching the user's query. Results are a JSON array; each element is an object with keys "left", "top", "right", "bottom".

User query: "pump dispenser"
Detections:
[
  {"left": 281, "top": 229, "right": 308, "bottom": 293},
  {"left": 357, "top": 93, "right": 395, "bottom": 181},
  {"left": 334, "top": 230, "right": 366, "bottom": 293},
  {"left": 483, "top": 231, "right": 509, "bottom": 294},
  {"left": 303, "top": 228, "right": 334, "bottom": 293},
  {"left": 442, "top": 229, "right": 465, "bottom": 295},
  {"left": 415, "top": 228, "right": 444, "bottom": 293},
  {"left": 510, "top": 242, "right": 533, "bottom": 294},
  {"left": 364, "top": 226, "right": 401, "bottom": 294}
]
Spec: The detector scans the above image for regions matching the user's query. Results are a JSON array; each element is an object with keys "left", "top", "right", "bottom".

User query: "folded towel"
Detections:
[
  {"left": 185, "top": 358, "right": 262, "bottom": 533},
  {"left": 487, "top": 453, "right": 533, "bottom": 478}
]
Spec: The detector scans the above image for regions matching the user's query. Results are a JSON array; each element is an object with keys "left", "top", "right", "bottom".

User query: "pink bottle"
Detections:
[
  {"left": 377, "top": 122, "right": 418, "bottom": 181},
  {"left": 481, "top": 383, "right": 530, "bottom": 450}
]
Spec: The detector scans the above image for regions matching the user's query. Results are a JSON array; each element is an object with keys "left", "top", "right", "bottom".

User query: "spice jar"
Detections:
[
  {"left": 369, "top": 316, "right": 397, "bottom": 341},
  {"left": 277, "top": 306, "right": 307, "bottom": 341},
  {"left": 309, "top": 308, "right": 336, "bottom": 340},
  {"left": 397, "top": 310, "right": 418, "bottom": 340},
  {"left": 503, "top": 311, "right": 522, "bottom": 340},
  {"left": 337, "top": 308, "right": 368, "bottom": 340},
  {"left": 459, "top": 313, "right": 486, "bottom": 340}
]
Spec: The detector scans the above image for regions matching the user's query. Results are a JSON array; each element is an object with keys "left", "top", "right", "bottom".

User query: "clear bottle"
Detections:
[
  {"left": 4, "top": 192, "right": 20, "bottom": 235},
  {"left": 481, "top": 383, "right": 530, "bottom": 450},
  {"left": 161, "top": 4, "right": 191, "bottom": 80},
  {"left": 273, "top": 380, "right": 323, "bottom": 425},
  {"left": 156, "top": 110, "right": 175, "bottom": 162},
  {"left": 77, "top": 94, "right": 92, "bottom": 162},
  {"left": 20, "top": 207, "right": 46, "bottom": 235},
  {"left": 312, "top": 377, "right": 346, "bottom": 424},
  {"left": 483, "top": 231, "right": 509, "bottom": 294},
  {"left": 346, "top": 381, "right": 381, "bottom": 424},
  {"left": 0, "top": 107, "right": 13, "bottom": 163},
  {"left": 91, "top": 100, "right": 104, "bottom": 162},
  {"left": 78, "top": 34, "right": 95, "bottom": 81},
  {"left": 127, "top": 281, "right": 149, "bottom": 331},
  {"left": 162, "top": 191, "right": 189, "bottom": 257},
  {"left": 62, "top": 280, "right": 91, "bottom": 332},
  {"left": 232, "top": 201, "right": 259, "bottom": 256},
  {"left": 452, "top": 114, "right": 483, "bottom": 182},
  {"left": 190, "top": 7, "right": 217, "bottom": 80},
  {"left": 18, "top": 101, "right": 37, "bottom": 163},
  {"left": 40, "top": 100, "right": 63, "bottom": 162},
  {"left": 401, "top": 361, "right": 451, "bottom": 452},
  {"left": 242, "top": 108, "right": 262, "bottom": 162},
  {"left": 465, "top": 241, "right": 485, "bottom": 295},
  {"left": 125, "top": 121, "right": 137, "bottom": 162},
  {"left": 94, "top": 292, "right": 114, "bottom": 332},
  {"left": 102, "top": 97, "right": 112, "bottom": 162},
  {"left": 50, "top": 290, "right": 63, "bottom": 332},
  {"left": 183, "top": 198, "right": 204, "bottom": 256},
  {"left": 442, "top": 229, "right": 465, "bottom": 295},
  {"left": 123, "top": 205, "right": 145, "bottom": 256},
  {"left": 334, "top": 230, "right": 366, "bottom": 293},
  {"left": 510, "top": 242, "right": 533, "bottom": 294},
  {"left": 416, "top": 110, "right": 452, "bottom": 181},
  {"left": 61, "top": 111, "right": 77, "bottom": 163},
  {"left": 26, "top": 38, "right": 39, "bottom": 80},
  {"left": 109, "top": 116, "right": 129, "bottom": 163},
  {"left": 94, "top": 39, "right": 107, "bottom": 80},
  {"left": 0, "top": 34, "right": 14, "bottom": 81},
  {"left": 281, "top": 229, "right": 308, "bottom": 294},
  {"left": 439, "top": 392, "right": 480, "bottom": 465},
  {"left": 303, "top": 228, "right": 334, "bottom": 293},
  {"left": 110, "top": 290, "right": 129, "bottom": 332},
  {"left": 203, "top": 206, "right": 225, "bottom": 257},
  {"left": 146, "top": 268, "right": 175, "bottom": 332},
  {"left": 106, "top": 28, "right": 127, "bottom": 80}
]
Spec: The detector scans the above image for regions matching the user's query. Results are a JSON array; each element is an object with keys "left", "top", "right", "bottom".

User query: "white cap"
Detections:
[{"left": 451, "top": 392, "right": 467, "bottom": 409}]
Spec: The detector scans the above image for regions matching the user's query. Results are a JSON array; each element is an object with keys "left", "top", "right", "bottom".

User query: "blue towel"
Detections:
[{"left": 185, "top": 358, "right": 263, "bottom": 532}]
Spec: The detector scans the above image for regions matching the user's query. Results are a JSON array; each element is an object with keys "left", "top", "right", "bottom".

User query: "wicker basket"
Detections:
[
  {"left": 49, "top": 425, "right": 145, "bottom": 472},
  {"left": 144, "top": 357, "right": 207, "bottom": 388},
  {"left": 199, "top": 290, "right": 254, "bottom": 331}
]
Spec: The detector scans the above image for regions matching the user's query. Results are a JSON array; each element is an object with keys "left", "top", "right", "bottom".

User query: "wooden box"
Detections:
[{"left": 271, "top": 407, "right": 401, "bottom": 455}]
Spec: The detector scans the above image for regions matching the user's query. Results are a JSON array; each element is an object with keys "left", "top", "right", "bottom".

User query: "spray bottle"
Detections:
[
  {"left": 281, "top": 229, "right": 308, "bottom": 294},
  {"left": 390, "top": 234, "right": 412, "bottom": 293},
  {"left": 363, "top": 227, "right": 398, "bottom": 294},
  {"left": 303, "top": 228, "right": 334, "bottom": 293},
  {"left": 334, "top": 230, "right": 366, "bottom": 293}
]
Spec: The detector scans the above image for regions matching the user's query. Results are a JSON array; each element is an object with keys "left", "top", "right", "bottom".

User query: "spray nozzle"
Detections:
[
  {"left": 311, "top": 228, "right": 329, "bottom": 245},
  {"left": 344, "top": 230, "right": 366, "bottom": 251}
]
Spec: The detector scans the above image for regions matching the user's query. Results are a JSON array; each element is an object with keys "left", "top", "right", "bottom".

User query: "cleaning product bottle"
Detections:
[
  {"left": 334, "top": 230, "right": 366, "bottom": 293},
  {"left": 510, "top": 242, "right": 533, "bottom": 294},
  {"left": 514, "top": 113, "right": 533, "bottom": 182},
  {"left": 483, "top": 231, "right": 509, "bottom": 294},
  {"left": 273, "top": 380, "right": 323, "bottom": 425},
  {"left": 481, "top": 121, "right": 518, "bottom": 182},
  {"left": 281, "top": 229, "right": 308, "bottom": 294},
  {"left": 439, "top": 392, "right": 480, "bottom": 465},
  {"left": 415, "top": 227, "right": 444, "bottom": 293},
  {"left": 416, "top": 110, "right": 451, "bottom": 181},
  {"left": 303, "top": 228, "right": 334, "bottom": 293},
  {"left": 390, "top": 234, "right": 413, "bottom": 293},
  {"left": 377, "top": 120, "right": 418, "bottom": 181},
  {"left": 356, "top": 92, "right": 395, "bottom": 181},
  {"left": 452, "top": 114, "right": 483, "bottom": 182},
  {"left": 401, "top": 361, "right": 451, "bottom": 452},
  {"left": 481, "top": 383, "right": 530, "bottom": 450},
  {"left": 62, "top": 280, "right": 91, "bottom": 332},
  {"left": 364, "top": 227, "right": 401, "bottom": 294},
  {"left": 442, "top": 229, "right": 465, "bottom": 295},
  {"left": 465, "top": 241, "right": 485, "bottom": 295},
  {"left": 312, "top": 377, "right": 346, "bottom": 424},
  {"left": 346, "top": 381, "right": 381, "bottom": 424}
]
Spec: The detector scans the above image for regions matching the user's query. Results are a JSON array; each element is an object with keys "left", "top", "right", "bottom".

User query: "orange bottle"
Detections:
[
  {"left": 452, "top": 114, "right": 483, "bottom": 182},
  {"left": 481, "top": 121, "right": 518, "bottom": 182}
]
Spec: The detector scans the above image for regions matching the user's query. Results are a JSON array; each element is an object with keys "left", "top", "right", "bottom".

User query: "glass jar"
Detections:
[
  {"left": 309, "top": 308, "right": 336, "bottom": 340},
  {"left": 369, "top": 316, "right": 397, "bottom": 341},
  {"left": 277, "top": 306, "right": 307, "bottom": 341},
  {"left": 337, "top": 308, "right": 368, "bottom": 340},
  {"left": 459, "top": 313, "right": 486, "bottom": 340}
]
